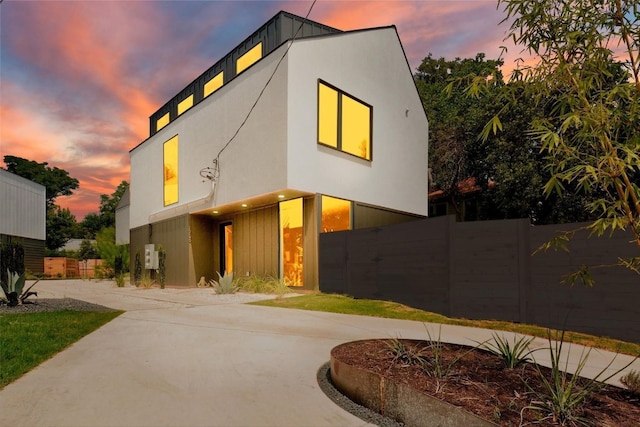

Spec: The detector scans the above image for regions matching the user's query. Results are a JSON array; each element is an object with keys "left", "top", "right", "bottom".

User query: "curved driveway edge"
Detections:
[{"left": 1, "top": 280, "right": 638, "bottom": 426}]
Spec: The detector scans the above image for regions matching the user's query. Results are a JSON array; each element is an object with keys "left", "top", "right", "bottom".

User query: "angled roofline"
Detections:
[{"left": 146, "top": 10, "right": 342, "bottom": 137}]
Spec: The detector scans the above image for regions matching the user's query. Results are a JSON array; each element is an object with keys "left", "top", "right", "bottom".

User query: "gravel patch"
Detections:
[{"left": 0, "top": 298, "right": 117, "bottom": 314}]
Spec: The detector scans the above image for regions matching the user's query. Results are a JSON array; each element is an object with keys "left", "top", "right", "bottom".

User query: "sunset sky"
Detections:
[{"left": 0, "top": 0, "right": 521, "bottom": 220}]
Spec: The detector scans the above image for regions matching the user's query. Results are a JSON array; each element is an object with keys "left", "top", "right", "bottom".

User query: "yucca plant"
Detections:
[
  {"left": 479, "top": 333, "right": 536, "bottom": 368},
  {"left": 210, "top": 271, "right": 237, "bottom": 294},
  {"left": 523, "top": 329, "right": 638, "bottom": 426}
]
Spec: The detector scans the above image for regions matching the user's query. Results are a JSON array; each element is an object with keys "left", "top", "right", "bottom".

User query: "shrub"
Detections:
[
  {"left": 138, "top": 274, "right": 154, "bottom": 289},
  {"left": 134, "top": 251, "right": 142, "bottom": 286},
  {"left": 621, "top": 370, "right": 640, "bottom": 395},
  {"left": 236, "top": 274, "right": 292, "bottom": 298},
  {"left": 1, "top": 240, "right": 25, "bottom": 288},
  {"left": 114, "top": 273, "right": 126, "bottom": 288},
  {"left": 157, "top": 245, "right": 166, "bottom": 289},
  {"left": 114, "top": 254, "right": 123, "bottom": 277}
]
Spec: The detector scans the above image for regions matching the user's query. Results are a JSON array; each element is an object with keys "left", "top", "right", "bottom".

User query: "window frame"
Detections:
[{"left": 317, "top": 79, "right": 373, "bottom": 161}]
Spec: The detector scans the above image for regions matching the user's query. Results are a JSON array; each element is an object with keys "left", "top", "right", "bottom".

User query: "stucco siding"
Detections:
[
  {"left": 130, "top": 44, "right": 289, "bottom": 229},
  {"left": 286, "top": 28, "right": 429, "bottom": 216}
]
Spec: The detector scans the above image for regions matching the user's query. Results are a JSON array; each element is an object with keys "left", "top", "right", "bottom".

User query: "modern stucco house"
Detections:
[
  {"left": 0, "top": 168, "right": 46, "bottom": 274},
  {"left": 123, "top": 11, "right": 429, "bottom": 289}
]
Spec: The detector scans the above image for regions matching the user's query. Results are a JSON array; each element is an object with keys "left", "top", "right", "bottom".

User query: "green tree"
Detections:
[
  {"left": 46, "top": 206, "right": 77, "bottom": 251},
  {"left": 78, "top": 213, "right": 103, "bottom": 239},
  {"left": 99, "top": 181, "right": 129, "bottom": 229},
  {"left": 95, "top": 227, "right": 117, "bottom": 273},
  {"left": 416, "top": 53, "right": 504, "bottom": 220},
  {"left": 78, "top": 181, "right": 129, "bottom": 238},
  {"left": 3, "top": 155, "right": 79, "bottom": 208},
  {"left": 418, "top": 53, "right": 592, "bottom": 223},
  {"left": 78, "top": 239, "right": 99, "bottom": 261},
  {"left": 475, "top": 0, "right": 640, "bottom": 282}
]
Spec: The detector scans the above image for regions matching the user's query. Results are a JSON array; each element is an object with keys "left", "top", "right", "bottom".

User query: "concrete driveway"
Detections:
[{"left": 1, "top": 280, "right": 638, "bottom": 427}]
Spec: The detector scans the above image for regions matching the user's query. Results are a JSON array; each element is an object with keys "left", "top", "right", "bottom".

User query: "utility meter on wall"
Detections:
[{"left": 144, "top": 244, "right": 156, "bottom": 270}]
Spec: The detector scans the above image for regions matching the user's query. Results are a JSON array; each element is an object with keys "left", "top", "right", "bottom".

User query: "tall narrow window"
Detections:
[
  {"left": 318, "top": 83, "right": 338, "bottom": 148},
  {"left": 157, "top": 112, "right": 170, "bottom": 131},
  {"left": 317, "top": 80, "right": 372, "bottom": 160},
  {"left": 341, "top": 95, "right": 371, "bottom": 159},
  {"left": 321, "top": 196, "right": 351, "bottom": 232},
  {"left": 177, "top": 95, "right": 194, "bottom": 116},
  {"left": 236, "top": 42, "right": 262, "bottom": 74},
  {"left": 163, "top": 136, "right": 179, "bottom": 206},
  {"left": 279, "top": 198, "right": 303, "bottom": 286},
  {"left": 204, "top": 71, "right": 224, "bottom": 97},
  {"left": 220, "top": 223, "right": 233, "bottom": 275}
]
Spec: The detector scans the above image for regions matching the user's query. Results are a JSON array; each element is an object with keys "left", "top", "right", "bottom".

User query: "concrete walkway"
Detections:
[{"left": 1, "top": 280, "right": 638, "bottom": 426}]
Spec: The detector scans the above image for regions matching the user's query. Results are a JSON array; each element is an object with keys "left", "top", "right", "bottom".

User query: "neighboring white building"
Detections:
[
  {"left": 0, "top": 168, "right": 46, "bottom": 273},
  {"left": 115, "top": 187, "right": 129, "bottom": 245},
  {"left": 124, "top": 11, "right": 429, "bottom": 289}
]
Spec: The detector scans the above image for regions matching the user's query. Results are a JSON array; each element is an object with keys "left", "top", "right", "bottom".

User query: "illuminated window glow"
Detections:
[
  {"left": 204, "top": 71, "right": 224, "bottom": 97},
  {"left": 236, "top": 43, "right": 262, "bottom": 74},
  {"left": 223, "top": 223, "right": 233, "bottom": 275},
  {"left": 342, "top": 95, "right": 371, "bottom": 159},
  {"left": 279, "top": 198, "right": 303, "bottom": 287},
  {"left": 163, "top": 136, "right": 179, "bottom": 206},
  {"left": 177, "top": 95, "right": 194, "bottom": 116},
  {"left": 318, "top": 81, "right": 372, "bottom": 160},
  {"left": 318, "top": 84, "right": 338, "bottom": 148},
  {"left": 321, "top": 196, "right": 351, "bottom": 233},
  {"left": 157, "top": 113, "right": 170, "bottom": 131}
]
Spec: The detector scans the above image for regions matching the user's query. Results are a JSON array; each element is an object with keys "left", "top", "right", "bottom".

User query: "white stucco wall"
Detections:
[
  {"left": 286, "top": 27, "right": 429, "bottom": 216},
  {"left": 129, "top": 45, "right": 289, "bottom": 229},
  {"left": 130, "top": 26, "right": 429, "bottom": 229},
  {"left": 0, "top": 169, "right": 46, "bottom": 240}
]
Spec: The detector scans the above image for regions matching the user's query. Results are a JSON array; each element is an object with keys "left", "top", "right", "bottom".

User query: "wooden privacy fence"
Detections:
[{"left": 319, "top": 215, "right": 640, "bottom": 343}]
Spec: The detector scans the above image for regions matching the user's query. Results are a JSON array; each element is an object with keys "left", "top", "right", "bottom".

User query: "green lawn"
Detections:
[
  {"left": 0, "top": 310, "right": 123, "bottom": 389},
  {"left": 253, "top": 293, "right": 640, "bottom": 356}
]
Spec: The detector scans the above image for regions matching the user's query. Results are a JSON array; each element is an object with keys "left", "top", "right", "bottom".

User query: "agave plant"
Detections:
[
  {"left": 209, "top": 271, "right": 237, "bottom": 294},
  {"left": 0, "top": 269, "right": 39, "bottom": 307}
]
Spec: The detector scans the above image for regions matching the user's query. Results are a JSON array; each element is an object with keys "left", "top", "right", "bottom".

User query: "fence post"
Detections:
[{"left": 517, "top": 219, "right": 531, "bottom": 324}]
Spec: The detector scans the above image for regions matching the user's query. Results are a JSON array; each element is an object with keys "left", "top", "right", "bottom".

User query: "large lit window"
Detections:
[
  {"left": 236, "top": 42, "right": 262, "bottom": 74},
  {"left": 321, "top": 196, "right": 351, "bottom": 232},
  {"left": 157, "top": 112, "right": 170, "bottom": 131},
  {"left": 204, "top": 71, "right": 224, "bottom": 97},
  {"left": 163, "top": 136, "right": 179, "bottom": 206},
  {"left": 177, "top": 95, "right": 194, "bottom": 116},
  {"left": 279, "top": 198, "right": 303, "bottom": 286},
  {"left": 318, "top": 81, "right": 372, "bottom": 160}
]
